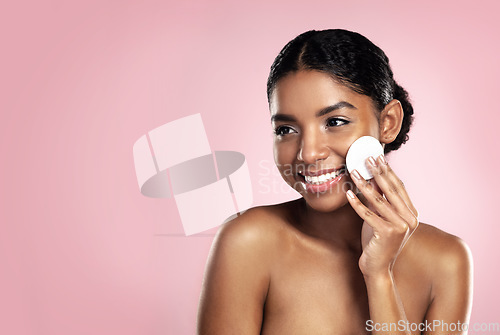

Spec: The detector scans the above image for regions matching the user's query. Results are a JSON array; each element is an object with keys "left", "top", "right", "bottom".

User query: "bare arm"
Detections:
[
  {"left": 197, "top": 211, "right": 271, "bottom": 335},
  {"left": 347, "top": 155, "right": 472, "bottom": 334},
  {"left": 363, "top": 272, "right": 411, "bottom": 334},
  {"left": 347, "top": 154, "right": 420, "bottom": 335},
  {"left": 423, "top": 237, "right": 473, "bottom": 335}
]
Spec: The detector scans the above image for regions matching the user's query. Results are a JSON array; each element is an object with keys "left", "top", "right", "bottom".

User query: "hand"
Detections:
[{"left": 346, "top": 154, "right": 419, "bottom": 278}]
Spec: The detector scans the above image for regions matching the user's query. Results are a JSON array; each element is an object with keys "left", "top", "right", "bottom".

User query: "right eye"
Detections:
[{"left": 274, "top": 125, "right": 296, "bottom": 136}]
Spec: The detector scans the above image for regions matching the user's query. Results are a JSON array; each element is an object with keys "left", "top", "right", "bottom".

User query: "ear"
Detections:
[{"left": 379, "top": 99, "right": 404, "bottom": 145}]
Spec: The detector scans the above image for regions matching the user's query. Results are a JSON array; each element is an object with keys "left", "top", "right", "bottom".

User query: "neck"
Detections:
[{"left": 293, "top": 198, "right": 364, "bottom": 250}]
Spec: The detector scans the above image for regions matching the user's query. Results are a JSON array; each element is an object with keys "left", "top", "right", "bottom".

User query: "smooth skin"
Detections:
[{"left": 197, "top": 70, "right": 472, "bottom": 334}]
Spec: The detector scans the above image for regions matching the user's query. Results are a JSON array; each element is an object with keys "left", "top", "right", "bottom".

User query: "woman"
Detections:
[{"left": 197, "top": 29, "right": 472, "bottom": 334}]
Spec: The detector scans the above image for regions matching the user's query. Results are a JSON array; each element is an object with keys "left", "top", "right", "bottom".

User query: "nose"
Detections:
[{"left": 297, "top": 129, "right": 329, "bottom": 164}]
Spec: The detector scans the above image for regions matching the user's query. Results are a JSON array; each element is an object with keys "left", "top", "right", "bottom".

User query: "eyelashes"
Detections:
[
  {"left": 274, "top": 125, "right": 296, "bottom": 136},
  {"left": 274, "top": 117, "right": 350, "bottom": 136},
  {"left": 326, "top": 117, "right": 350, "bottom": 127}
]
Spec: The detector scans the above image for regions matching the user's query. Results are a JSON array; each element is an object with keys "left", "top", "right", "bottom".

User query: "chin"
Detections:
[
  {"left": 292, "top": 177, "right": 353, "bottom": 213},
  {"left": 302, "top": 191, "right": 350, "bottom": 213}
]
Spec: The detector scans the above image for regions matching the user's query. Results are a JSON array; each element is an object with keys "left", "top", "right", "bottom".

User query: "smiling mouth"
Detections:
[{"left": 298, "top": 168, "right": 346, "bottom": 185}]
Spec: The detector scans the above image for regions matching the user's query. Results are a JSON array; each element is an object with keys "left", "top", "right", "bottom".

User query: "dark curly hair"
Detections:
[{"left": 267, "top": 29, "right": 414, "bottom": 154}]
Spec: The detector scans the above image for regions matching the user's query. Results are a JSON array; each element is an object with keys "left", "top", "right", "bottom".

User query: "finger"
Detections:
[
  {"left": 350, "top": 169, "right": 408, "bottom": 229},
  {"left": 346, "top": 189, "right": 385, "bottom": 231},
  {"left": 366, "top": 156, "right": 419, "bottom": 230},
  {"left": 377, "top": 155, "right": 418, "bottom": 218},
  {"left": 366, "top": 178, "right": 382, "bottom": 197},
  {"left": 377, "top": 156, "right": 419, "bottom": 231}
]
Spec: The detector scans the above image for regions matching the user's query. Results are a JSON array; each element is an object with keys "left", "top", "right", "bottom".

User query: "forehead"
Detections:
[{"left": 270, "top": 70, "right": 375, "bottom": 116}]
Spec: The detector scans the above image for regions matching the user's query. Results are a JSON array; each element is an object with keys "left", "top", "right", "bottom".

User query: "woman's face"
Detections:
[{"left": 270, "top": 70, "right": 381, "bottom": 212}]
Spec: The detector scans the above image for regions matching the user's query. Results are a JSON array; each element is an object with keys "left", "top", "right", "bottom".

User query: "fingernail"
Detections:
[
  {"left": 378, "top": 154, "right": 387, "bottom": 165},
  {"left": 352, "top": 169, "right": 362, "bottom": 180},
  {"left": 347, "top": 190, "right": 356, "bottom": 199},
  {"left": 368, "top": 156, "right": 377, "bottom": 167}
]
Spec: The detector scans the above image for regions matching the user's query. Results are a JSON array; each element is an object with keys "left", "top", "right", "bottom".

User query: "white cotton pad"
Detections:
[{"left": 346, "top": 136, "right": 384, "bottom": 180}]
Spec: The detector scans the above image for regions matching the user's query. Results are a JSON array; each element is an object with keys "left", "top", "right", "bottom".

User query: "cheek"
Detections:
[
  {"left": 337, "top": 118, "right": 381, "bottom": 155},
  {"left": 326, "top": 133, "right": 359, "bottom": 159},
  {"left": 362, "top": 113, "right": 381, "bottom": 138},
  {"left": 349, "top": 108, "right": 381, "bottom": 140},
  {"left": 273, "top": 141, "right": 299, "bottom": 184},
  {"left": 336, "top": 136, "right": 355, "bottom": 157},
  {"left": 273, "top": 140, "right": 296, "bottom": 165}
]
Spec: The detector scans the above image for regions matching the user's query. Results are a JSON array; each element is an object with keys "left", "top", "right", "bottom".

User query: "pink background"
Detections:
[{"left": 2, "top": 1, "right": 499, "bottom": 334}]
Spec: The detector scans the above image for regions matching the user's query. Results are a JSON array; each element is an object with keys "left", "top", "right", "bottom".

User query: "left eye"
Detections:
[{"left": 326, "top": 118, "right": 349, "bottom": 127}]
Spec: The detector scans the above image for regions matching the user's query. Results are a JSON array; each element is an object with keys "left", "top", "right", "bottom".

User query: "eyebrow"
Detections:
[{"left": 271, "top": 101, "right": 357, "bottom": 123}]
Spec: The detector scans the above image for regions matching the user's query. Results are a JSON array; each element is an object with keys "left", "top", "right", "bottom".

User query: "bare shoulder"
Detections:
[
  {"left": 213, "top": 202, "right": 295, "bottom": 255},
  {"left": 400, "top": 222, "right": 473, "bottom": 291},
  {"left": 197, "top": 202, "right": 297, "bottom": 334},
  {"left": 400, "top": 225, "right": 474, "bottom": 320},
  {"left": 408, "top": 223, "right": 472, "bottom": 267}
]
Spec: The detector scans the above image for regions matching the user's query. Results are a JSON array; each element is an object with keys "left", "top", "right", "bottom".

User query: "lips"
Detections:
[
  {"left": 302, "top": 169, "right": 344, "bottom": 184},
  {"left": 297, "top": 167, "right": 346, "bottom": 193}
]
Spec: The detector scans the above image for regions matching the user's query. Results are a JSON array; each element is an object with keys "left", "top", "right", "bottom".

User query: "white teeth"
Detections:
[{"left": 304, "top": 170, "right": 343, "bottom": 184}]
